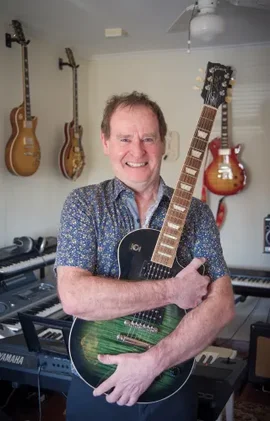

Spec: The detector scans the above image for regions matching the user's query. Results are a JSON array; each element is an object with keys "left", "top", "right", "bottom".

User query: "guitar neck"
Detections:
[
  {"left": 22, "top": 45, "right": 32, "bottom": 121},
  {"left": 151, "top": 105, "right": 217, "bottom": 267},
  {"left": 73, "top": 68, "right": 79, "bottom": 132}
]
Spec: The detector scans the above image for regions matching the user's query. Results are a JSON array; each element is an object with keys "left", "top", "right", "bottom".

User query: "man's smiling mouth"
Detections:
[{"left": 126, "top": 162, "right": 148, "bottom": 167}]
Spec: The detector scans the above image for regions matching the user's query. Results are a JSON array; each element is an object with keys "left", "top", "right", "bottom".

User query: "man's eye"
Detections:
[
  {"left": 143, "top": 138, "right": 154, "bottom": 143},
  {"left": 120, "top": 138, "right": 130, "bottom": 143}
]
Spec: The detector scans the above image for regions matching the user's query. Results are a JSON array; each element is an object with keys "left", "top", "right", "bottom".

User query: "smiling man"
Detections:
[{"left": 55, "top": 91, "right": 235, "bottom": 421}]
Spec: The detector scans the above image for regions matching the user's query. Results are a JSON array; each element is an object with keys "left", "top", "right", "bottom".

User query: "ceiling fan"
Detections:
[{"left": 167, "top": 0, "right": 270, "bottom": 43}]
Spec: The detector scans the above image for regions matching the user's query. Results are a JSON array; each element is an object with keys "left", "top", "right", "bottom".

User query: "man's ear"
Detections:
[{"left": 101, "top": 132, "right": 109, "bottom": 155}]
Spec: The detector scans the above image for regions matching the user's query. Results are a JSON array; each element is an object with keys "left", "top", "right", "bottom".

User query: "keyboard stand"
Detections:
[{"left": 18, "top": 312, "right": 71, "bottom": 354}]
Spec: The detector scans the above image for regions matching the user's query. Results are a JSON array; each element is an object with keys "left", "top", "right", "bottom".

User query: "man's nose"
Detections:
[{"left": 130, "top": 139, "right": 145, "bottom": 157}]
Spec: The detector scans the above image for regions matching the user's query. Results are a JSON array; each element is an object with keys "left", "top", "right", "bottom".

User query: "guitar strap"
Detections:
[{"left": 201, "top": 146, "right": 226, "bottom": 229}]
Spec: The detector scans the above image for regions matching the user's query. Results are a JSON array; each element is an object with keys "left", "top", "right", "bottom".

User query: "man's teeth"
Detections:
[{"left": 126, "top": 162, "right": 147, "bottom": 167}]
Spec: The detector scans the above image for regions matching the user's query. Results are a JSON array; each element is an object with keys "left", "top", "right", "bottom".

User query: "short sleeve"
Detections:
[
  {"left": 55, "top": 189, "right": 97, "bottom": 273},
  {"left": 193, "top": 202, "right": 229, "bottom": 281}
]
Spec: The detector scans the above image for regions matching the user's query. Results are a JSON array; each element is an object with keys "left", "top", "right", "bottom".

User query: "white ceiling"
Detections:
[{"left": 1, "top": 0, "right": 270, "bottom": 59}]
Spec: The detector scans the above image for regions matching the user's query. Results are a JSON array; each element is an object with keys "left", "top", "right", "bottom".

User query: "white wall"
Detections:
[
  {"left": 0, "top": 20, "right": 91, "bottom": 247},
  {"left": 87, "top": 44, "right": 270, "bottom": 270},
  {"left": 1, "top": 14, "right": 269, "bottom": 272}
]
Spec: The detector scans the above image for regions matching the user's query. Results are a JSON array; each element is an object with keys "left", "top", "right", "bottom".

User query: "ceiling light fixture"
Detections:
[{"left": 190, "top": 1, "right": 225, "bottom": 42}]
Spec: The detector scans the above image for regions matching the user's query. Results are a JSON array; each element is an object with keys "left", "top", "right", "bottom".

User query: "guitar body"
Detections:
[
  {"left": 69, "top": 229, "right": 196, "bottom": 404},
  {"left": 204, "top": 137, "right": 246, "bottom": 196},
  {"left": 59, "top": 120, "right": 85, "bottom": 181},
  {"left": 5, "top": 104, "right": 41, "bottom": 176}
]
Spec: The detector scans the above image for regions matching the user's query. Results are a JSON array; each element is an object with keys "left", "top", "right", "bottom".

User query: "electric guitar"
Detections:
[
  {"left": 59, "top": 48, "right": 85, "bottom": 181},
  {"left": 68, "top": 62, "right": 233, "bottom": 404},
  {"left": 203, "top": 84, "right": 246, "bottom": 196},
  {"left": 5, "top": 20, "right": 41, "bottom": 177}
]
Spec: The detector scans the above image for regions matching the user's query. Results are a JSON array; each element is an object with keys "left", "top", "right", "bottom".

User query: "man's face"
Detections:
[{"left": 101, "top": 105, "right": 165, "bottom": 190}]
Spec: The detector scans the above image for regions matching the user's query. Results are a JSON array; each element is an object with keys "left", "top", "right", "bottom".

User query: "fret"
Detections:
[
  {"left": 179, "top": 175, "right": 196, "bottom": 187},
  {"left": 172, "top": 204, "right": 186, "bottom": 212},
  {"left": 192, "top": 138, "right": 208, "bottom": 150},
  {"left": 185, "top": 157, "right": 201, "bottom": 170},
  {"left": 190, "top": 149, "right": 203, "bottom": 159},
  {"left": 173, "top": 190, "right": 192, "bottom": 201},
  {"left": 166, "top": 211, "right": 186, "bottom": 223},
  {"left": 163, "top": 233, "right": 178, "bottom": 240},
  {"left": 22, "top": 46, "right": 31, "bottom": 121},
  {"left": 185, "top": 169, "right": 197, "bottom": 179}
]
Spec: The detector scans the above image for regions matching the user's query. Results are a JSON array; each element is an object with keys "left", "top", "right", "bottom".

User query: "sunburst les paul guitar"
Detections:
[
  {"left": 5, "top": 20, "right": 41, "bottom": 177},
  {"left": 59, "top": 48, "right": 85, "bottom": 181},
  {"left": 204, "top": 83, "right": 246, "bottom": 195},
  {"left": 69, "top": 62, "right": 233, "bottom": 404}
]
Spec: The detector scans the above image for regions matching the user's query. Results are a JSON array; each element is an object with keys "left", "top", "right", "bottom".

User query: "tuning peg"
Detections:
[
  {"left": 196, "top": 76, "right": 203, "bottom": 82},
  {"left": 230, "top": 78, "right": 236, "bottom": 85},
  {"left": 193, "top": 85, "right": 200, "bottom": 91},
  {"left": 198, "top": 68, "right": 205, "bottom": 73},
  {"left": 225, "top": 96, "right": 232, "bottom": 103}
]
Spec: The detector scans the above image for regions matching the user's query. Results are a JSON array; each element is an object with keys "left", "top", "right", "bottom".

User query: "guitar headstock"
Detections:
[
  {"left": 11, "top": 20, "right": 29, "bottom": 46},
  {"left": 65, "top": 48, "right": 78, "bottom": 68},
  {"left": 201, "top": 62, "right": 233, "bottom": 110}
]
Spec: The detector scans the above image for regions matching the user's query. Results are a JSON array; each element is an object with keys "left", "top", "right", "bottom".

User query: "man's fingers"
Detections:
[
  {"left": 188, "top": 257, "right": 206, "bottom": 270},
  {"left": 93, "top": 376, "right": 115, "bottom": 397}
]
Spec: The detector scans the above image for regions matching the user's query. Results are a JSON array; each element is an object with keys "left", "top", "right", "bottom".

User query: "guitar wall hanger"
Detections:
[
  {"left": 5, "top": 32, "right": 30, "bottom": 48},
  {"left": 58, "top": 57, "right": 79, "bottom": 70}
]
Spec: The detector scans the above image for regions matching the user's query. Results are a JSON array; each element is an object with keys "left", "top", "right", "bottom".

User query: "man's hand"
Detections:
[
  {"left": 93, "top": 352, "right": 159, "bottom": 406},
  {"left": 171, "top": 257, "right": 210, "bottom": 309}
]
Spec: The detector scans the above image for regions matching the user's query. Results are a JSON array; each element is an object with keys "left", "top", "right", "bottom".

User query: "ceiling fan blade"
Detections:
[
  {"left": 167, "top": 5, "right": 196, "bottom": 33},
  {"left": 226, "top": 0, "right": 270, "bottom": 11}
]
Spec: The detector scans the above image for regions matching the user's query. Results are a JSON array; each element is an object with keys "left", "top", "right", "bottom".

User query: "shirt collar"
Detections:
[{"left": 111, "top": 177, "right": 172, "bottom": 202}]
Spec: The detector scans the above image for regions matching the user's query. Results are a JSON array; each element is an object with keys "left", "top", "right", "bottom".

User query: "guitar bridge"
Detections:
[{"left": 124, "top": 319, "right": 158, "bottom": 332}]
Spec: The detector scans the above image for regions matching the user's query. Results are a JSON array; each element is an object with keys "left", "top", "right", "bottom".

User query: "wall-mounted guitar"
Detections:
[
  {"left": 203, "top": 82, "right": 246, "bottom": 196},
  {"left": 58, "top": 48, "right": 85, "bottom": 181},
  {"left": 5, "top": 20, "right": 41, "bottom": 177},
  {"left": 69, "top": 62, "right": 233, "bottom": 404}
]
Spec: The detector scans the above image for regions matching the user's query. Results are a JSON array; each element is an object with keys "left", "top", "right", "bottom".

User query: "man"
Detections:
[{"left": 56, "top": 91, "right": 235, "bottom": 421}]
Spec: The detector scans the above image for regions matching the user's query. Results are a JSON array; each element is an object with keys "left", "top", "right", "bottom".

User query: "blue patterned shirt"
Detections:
[{"left": 55, "top": 177, "right": 229, "bottom": 281}]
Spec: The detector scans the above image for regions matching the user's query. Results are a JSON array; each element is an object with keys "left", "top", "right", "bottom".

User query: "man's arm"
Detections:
[
  {"left": 57, "top": 258, "right": 209, "bottom": 319},
  {"left": 146, "top": 275, "right": 235, "bottom": 372},
  {"left": 57, "top": 266, "right": 169, "bottom": 319}
]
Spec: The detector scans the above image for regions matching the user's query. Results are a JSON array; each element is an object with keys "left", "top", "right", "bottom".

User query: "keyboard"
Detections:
[{"left": 229, "top": 267, "right": 270, "bottom": 298}]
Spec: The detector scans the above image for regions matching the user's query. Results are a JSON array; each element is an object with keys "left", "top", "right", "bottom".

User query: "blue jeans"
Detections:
[{"left": 66, "top": 375, "right": 198, "bottom": 421}]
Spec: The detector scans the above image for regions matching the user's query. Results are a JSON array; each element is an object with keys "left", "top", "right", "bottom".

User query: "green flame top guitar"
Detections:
[{"left": 69, "top": 62, "right": 233, "bottom": 404}]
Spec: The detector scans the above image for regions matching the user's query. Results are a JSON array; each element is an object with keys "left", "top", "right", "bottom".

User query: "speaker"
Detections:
[
  {"left": 248, "top": 321, "right": 270, "bottom": 391},
  {"left": 264, "top": 214, "right": 270, "bottom": 253}
]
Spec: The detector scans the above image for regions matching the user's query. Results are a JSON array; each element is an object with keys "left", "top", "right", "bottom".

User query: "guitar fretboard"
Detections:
[
  {"left": 151, "top": 105, "right": 217, "bottom": 268},
  {"left": 22, "top": 46, "right": 31, "bottom": 121},
  {"left": 221, "top": 103, "right": 229, "bottom": 148},
  {"left": 73, "top": 68, "right": 79, "bottom": 133}
]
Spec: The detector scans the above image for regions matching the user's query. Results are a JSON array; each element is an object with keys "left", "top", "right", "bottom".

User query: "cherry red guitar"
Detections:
[{"left": 204, "top": 87, "right": 246, "bottom": 196}]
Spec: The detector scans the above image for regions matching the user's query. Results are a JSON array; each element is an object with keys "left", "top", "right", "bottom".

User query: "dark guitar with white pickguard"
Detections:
[
  {"left": 5, "top": 20, "right": 41, "bottom": 177},
  {"left": 69, "top": 62, "right": 233, "bottom": 404},
  {"left": 204, "top": 82, "right": 247, "bottom": 196},
  {"left": 59, "top": 48, "right": 85, "bottom": 181}
]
